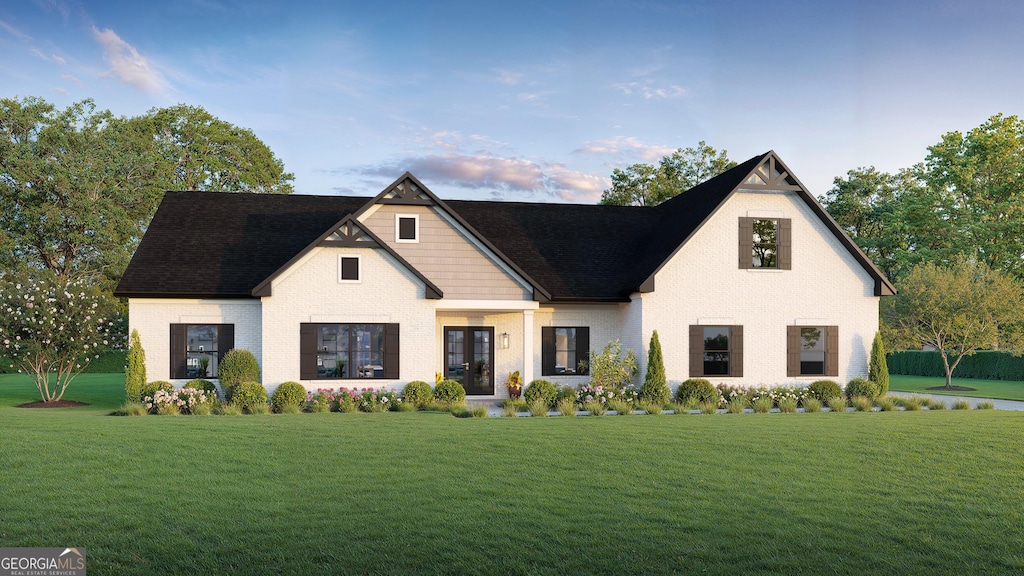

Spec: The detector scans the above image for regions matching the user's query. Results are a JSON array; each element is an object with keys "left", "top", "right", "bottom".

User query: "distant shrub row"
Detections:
[{"left": 887, "top": 350, "right": 1024, "bottom": 381}]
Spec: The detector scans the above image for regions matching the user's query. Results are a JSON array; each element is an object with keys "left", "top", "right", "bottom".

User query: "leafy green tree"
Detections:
[
  {"left": 639, "top": 330, "right": 669, "bottom": 405},
  {"left": 148, "top": 104, "right": 294, "bottom": 194},
  {"left": 600, "top": 141, "right": 736, "bottom": 206},
  {"left": 868, "top": 331, "right": 889, "bottom": 397},
  {"left": 0, "top": 97, "right": 294, "bottom": 288},
  {"left": 125, "top": 329, "right": 147, "bottom": 402},
  {"left": 0, "top": 270, "right": 116, "bottom": 402},
  {"left": 883, "top": 256, "right": 1024, "bottom": 389},
  {"left": 588, "top": 339, "right": 638, "bottom": 388},
  {"left": 921, "top": 113, "right": 1024, "bottom": 278}
]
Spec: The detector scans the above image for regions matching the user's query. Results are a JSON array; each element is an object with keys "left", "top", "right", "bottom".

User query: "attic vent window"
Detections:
[
  {"left": 396, "top": 215, "right": 419, "bottom": 243},
  {"left": 339, "top": 255, "right": 361, "bottom": 282}
]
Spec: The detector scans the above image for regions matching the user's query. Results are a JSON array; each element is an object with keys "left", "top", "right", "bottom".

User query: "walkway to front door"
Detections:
[{"left": 444, "top": 326, "right": 494, "bottom": 395}]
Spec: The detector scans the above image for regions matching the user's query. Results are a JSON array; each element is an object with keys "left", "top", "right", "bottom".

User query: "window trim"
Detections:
[
  {"left": 689, "top": 325, "right": 743, "bottom": 378},
  {"left": 395, "top": 214, "right": 419, "bottom": 243},
  {"left": 541, "top": 326, "right": 590, "bottom": 376},
  {"left": 338, "top": 254, "right": 362, "bottom": 283},
  {"left": 787, "top": 325, "right": 838, "bottom": 377},
  {"left": 300, "top": 322, "right": 399, "bottom": 380}
]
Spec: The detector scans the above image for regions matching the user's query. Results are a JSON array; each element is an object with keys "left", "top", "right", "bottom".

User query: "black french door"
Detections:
[{"left": 444, "top": 326, "right": 494, "bottom": 396}]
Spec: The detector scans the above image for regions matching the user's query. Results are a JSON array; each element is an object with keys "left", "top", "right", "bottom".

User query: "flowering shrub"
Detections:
[
  {"left": 0, "top": 272, "right": 116, "bottom": 402},
  {"left": 145, "top": 387, "right": 211, "bottom": 415},
  {"left": 359, "top": 388, "right": 401, "bottom": 412},
  {"left": 305, "top": 388, "right": 336, "bottom": 413},
  {"left": 576, "top": 383, "right": 617, "bottom": 405},
  {"left": 717, "top": 384, "right": 807, "bottom": 409}
]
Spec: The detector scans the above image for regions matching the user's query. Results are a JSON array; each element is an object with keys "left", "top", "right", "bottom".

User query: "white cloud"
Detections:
[
  {"left": 573, "top": 136, "right": 675, "bottom": 163},
  {"left": 0, "top": 19, "right": 31, "bottom": 41},
  {"left": 54, "top": 87, "right": 68, "bottom": 95},
  {"left": 51, "top": 54, "right": 66, "bottom": 65},
  {"left": 60, "top": 73, "right": 83, "bottom": 87},
  {"left": 613, "top": 81, "right": 686, "bottom": 100},
  {"left": 30, "top": 47, "right": 66, "bottom": 65},
  {"left": 495, "top": 69, "right": 524, "bottom": 86},
  {"left": 91, "top": 26, "right": 165, "bottom": 92}
]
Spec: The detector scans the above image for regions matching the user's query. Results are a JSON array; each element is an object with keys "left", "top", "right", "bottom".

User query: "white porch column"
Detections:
[{"left": 522, "top": 310, "right": 534, "bottom": 384}]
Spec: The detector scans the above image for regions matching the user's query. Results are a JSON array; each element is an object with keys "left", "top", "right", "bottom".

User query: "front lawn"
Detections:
[
  {"left": 1, "top": 374, "right": 1023, "bottom": 574},
  {"left": 890, "top": 374, "right": 1024, "bottom": 401}
]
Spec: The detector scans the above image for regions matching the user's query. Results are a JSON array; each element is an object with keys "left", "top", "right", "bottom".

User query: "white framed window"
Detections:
[
  {"left": 395, "top": 214, "right": 419, "bottom": 243},
  {"left": 338, "top": 255, "right": 361, "bottom": 283}
]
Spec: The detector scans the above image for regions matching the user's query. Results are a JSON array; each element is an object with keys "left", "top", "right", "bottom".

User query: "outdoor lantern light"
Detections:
[{"left": 501, "top": 332, "right": 510, "bottom": 349}]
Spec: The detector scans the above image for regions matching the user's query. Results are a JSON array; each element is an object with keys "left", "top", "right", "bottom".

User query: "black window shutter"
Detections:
[
  {"left": 787, "top": 326, "right": 801, "bottom": 377},
  {"left": 169, "top": 324, "right": 187, "bottom": 379},
  {"left": 729, "top": 325, "right": 744, "bottom": 378},
  {"left": 779, "top": 218, "right": 792, "bottom": 270},
  {"left": 384, "top": 323, "right": 400, "bottom": 379},
  {"left": 738, "top": 217, "right": 754, "bottom": 269},
  {"left": 218, "top": 324, "right": 235, "bottom": 357},
  {"left": 300, "top": 323, "right": 318, "bottom": 380},
  {"left": 689, "top": 325, "right": 703, "bottom": 377},
  {"left": 826, "top": 326, "right": 839, "bottom": 377},
  {"left": 541, "top": 327, "right": 555, "bottom": 376},
  {"left": 575, "top": 328, "right": 590, "bottom": 375}
]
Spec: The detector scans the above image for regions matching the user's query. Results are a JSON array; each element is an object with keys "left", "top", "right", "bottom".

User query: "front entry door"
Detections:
[{"left": 444, "top": 327, "right": 494, "bottom": 395}]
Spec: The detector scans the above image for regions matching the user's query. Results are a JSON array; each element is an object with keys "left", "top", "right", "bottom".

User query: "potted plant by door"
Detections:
[{"left": 506, "top": 370, "right": 523, "bottom": 398}]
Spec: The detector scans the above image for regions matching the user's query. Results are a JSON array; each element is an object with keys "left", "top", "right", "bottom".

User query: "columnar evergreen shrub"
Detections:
[
  {"left": 868, "top": 332, "right": 889, "bottom": 396},
  {"left": 218, "top": 349, "right": 259, "bottom": 400},
  {"left": 232, "top": 381, "right": 268, "bottom": 413},
  {"left": 639, "top": 330, "right": 670, "bottom": 405},
  {"left": 270, "top": 381, "right": 306, "bottom": 413},
  {"left": 433, "top": 379, "right": 466, "bottom": 407},
  {"left": 844, "top": 377, "right": 879, "bottom": 400},
  {"left": 402, "top": 380, "right": 433, "bottom": 407},
  {"left": 674, "top": 378, "right": 717, "bottom": 404},
  {"left": 125, "top": 329, "right": 147, "bottom": 402},
  {"left": 523, "top": 379, "right": 557, "bottom": 407},
  {"left": 807, "top": 380, "right": 842, "bottom": 402}
]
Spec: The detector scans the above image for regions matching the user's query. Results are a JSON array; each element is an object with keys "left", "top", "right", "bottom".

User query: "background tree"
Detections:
[
  {"left": 600, "top": 141, "right": 736, "bottom": 206},
  {"left": 639, "top": 330, "right": 669, "bottom": 404},
  {"left": 0, "top": 270, "right": 116, "bottom": 402},
  {"left": 883, "top": 256, "right": 1024, "bottom": 389}
]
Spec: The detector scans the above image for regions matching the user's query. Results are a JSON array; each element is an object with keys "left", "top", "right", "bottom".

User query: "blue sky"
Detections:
[{"left": 2, "top": 0, "right": 1022, "bottom": 202}]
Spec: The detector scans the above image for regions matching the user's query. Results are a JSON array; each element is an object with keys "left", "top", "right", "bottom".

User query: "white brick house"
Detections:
[{"left": 114, "top": 151, "right": 894, "bottom": 397}]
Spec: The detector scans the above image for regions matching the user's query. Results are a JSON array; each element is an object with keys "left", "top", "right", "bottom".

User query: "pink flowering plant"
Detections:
[
  {"left": 358, "top": 387, "right": 401, "bottom": 412},
  {"left": 0, "top": 272, "right": 116, "bottom": 402},
  {"left": 716, "top": 383, "right": 808, "bottom": 408},
  {"left": 305, "top": 388, "right": 336, "bottom": 413},
  {"left": 145, "top": 387, "right": 210, "bottom": 415},
  {"left": 333, "top": 388, "right": 361, "bottom": 412}
]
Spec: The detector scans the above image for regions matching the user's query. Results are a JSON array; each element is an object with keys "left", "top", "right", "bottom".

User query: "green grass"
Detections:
[
  {"left": 890, "top": 374, "right": 1024, "bottom": 401},
  {"left": 2, "top": 374, "right": 1024, "bottom": 574}
]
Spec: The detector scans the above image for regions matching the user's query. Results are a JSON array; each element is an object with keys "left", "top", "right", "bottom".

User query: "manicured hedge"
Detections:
[
  {"left": 0, "top": 349, "right": 127, "bottom": 374},
  {"left": 887, "top": 350, "right": 1024, "bottom": 381}
]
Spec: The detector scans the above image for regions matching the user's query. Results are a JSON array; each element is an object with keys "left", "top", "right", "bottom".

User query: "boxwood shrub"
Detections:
[
  {"left": 524, "top": 379, "right": 557, "bottom": 407},
  {"left": 433, "top": 379, "right": 466, "bottom": 407},
  {"left": 186, "top": 378, "right": 219, "bottom": 396},
  {"left": 218, "top": 349, "right": 260, "bottom": 400},
  {"left": 844, "top": 377, "right": 879, "bottom": 400},
  {"left": 232, "top": 381, "right": 268, "bottom": 413},
  {"left": 271, "top": 381, "right": 306, "bottom": 413},
  {"left": 142, "top": 380, "right": 174, "bottom": 399},
  {"left": 674, "top": 378, "right": 717, "bottom": 404},
  {"left": 807, "top": 380, "right": 842, "bottom": 402},
  {"left": 402, "top": 380, "right": 433, "bottom": 407}
]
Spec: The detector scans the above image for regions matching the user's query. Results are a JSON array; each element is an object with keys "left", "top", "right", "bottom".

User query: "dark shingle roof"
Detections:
[
  {"left": 115, "top": 192, "right": 368, "bottom": 297},
  {"left": 116, "top": 152, "right": 892, "bottom": 301}
]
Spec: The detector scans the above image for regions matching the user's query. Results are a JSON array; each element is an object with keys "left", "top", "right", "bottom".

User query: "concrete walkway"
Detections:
[{"left": 889, "top": 391, "right": 1024, "bottom": 411}]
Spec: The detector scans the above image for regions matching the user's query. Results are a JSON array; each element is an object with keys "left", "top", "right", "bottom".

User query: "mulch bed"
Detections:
[
  {"left": 16, "top": 400, "right": 90, "bottom": 408},
  {"left": 925, "top": 386, "right": 977, "bottom": 392}
]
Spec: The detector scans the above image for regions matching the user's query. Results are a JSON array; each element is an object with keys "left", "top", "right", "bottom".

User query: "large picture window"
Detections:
[
  {"left": 787, "top": 325, "right": 838, "bottom": 377},
  {"left": 542, "top": 327, "right": 590, "bottom": 376},
  {"left": 300, "top": 323, "right": 399, "bottom": 380},
  {"left": 689, "top": 325, "right": 743, "bottom": 377},
  {"left": 170, "top": 324, "right": 234, "bottom": 379}
]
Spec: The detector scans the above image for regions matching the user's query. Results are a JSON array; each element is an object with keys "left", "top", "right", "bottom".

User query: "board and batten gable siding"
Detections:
[
  {"left": 127, "top": 299, "right": 262, "bottom": 384},
  {"left": 362, "top": 204, "right": 532, "bottom": 301},
  {"left": 259, "top": 245, "right": 436, "bottom": 391},
  {"left": 635, "top": 188, "right": 879, "bottom": 387}
]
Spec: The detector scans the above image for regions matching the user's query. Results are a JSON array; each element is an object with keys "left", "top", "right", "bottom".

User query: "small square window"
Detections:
[
  {"left": 339, "top": 256, "right": 360, "bottom": 282},
  {"left": 396, "top": 215, "right": 419, "bottom": 243}
]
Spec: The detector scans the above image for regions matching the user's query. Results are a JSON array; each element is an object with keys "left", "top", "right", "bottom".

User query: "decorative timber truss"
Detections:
[{"left": 741, "top": 156, "right": 801, "bottom": 190}]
